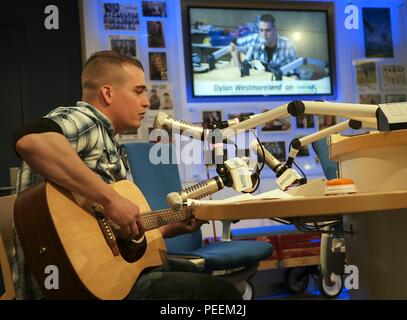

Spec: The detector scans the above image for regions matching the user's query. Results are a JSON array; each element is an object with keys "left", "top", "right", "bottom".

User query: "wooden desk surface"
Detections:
[
  {"left": 193, "top": 190, "right": 407, "bottom": 220},
  {"left": 330, "top": 129, "right": 407, "bottom": 161}
]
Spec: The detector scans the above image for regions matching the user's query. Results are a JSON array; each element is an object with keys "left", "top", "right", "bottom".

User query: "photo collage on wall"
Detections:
[
  {"left": 354, "top": 60, "right": 407, "bottom": 106},
  {"left": 356, "top": 8, "right": 407, "bottom": 105},
  {"left": 103, "top": 1, "right": 170, "bottom": 142}
]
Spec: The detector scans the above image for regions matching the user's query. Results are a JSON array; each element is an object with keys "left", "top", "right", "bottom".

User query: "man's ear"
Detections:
[{"left": 101, "top": 85, "right": 113, "bottom": 105}]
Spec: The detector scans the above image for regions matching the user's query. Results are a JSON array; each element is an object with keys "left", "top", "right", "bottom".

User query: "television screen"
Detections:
[{"left": 184, "top": 3, "right": 335, "bottom": 100}]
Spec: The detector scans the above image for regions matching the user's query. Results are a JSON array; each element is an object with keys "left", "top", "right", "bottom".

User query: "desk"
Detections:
[
  {"left": 330, "top": 130, "right": 407, "bottom": 299},
  {"left": 195, "top": 130, "right": 407, "bottom": 299},
  {"left": 193, "top": 190, "right": 407, "bottom": 221}
]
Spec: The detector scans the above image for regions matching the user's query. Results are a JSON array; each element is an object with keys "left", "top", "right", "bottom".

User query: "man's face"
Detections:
[
  {"left": 111, "top": 64, "right": 150, "bottom": 133},
  {"left": 258, "top": 21, "right": 277, "bottom": 46}
]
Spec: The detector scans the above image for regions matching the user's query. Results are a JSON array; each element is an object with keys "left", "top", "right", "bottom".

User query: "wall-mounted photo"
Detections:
[
  {"left": 147, "top": 83, "right": 173, "bottom": 110},
  {"left": 359, "top": 94, "right": 382, "bottom": 104},
  {"left": 363, "top": 8, "right": 394, "bottom": 58},
  {"left": 262, "top": 141, "right": 286, "bottom": 162},
  {"left": 317, "top": 115, "right": 337, "bottom": 130},
  {"left": 385, "top": 94, "right": 407, "bottom": 103},
  {"left": 142, "top": 1, "right": 167, "bottom": 17},
  {"left": 149, "top": 52, "right": 168, "bottom": 80},
  {"left": 109, "top": 35, "right": 138, "bottom": 58},
  {"left": 202, "top": 110, "right": 223, "bottom": 129},
  {"left": 355, "top": 61, "right": 378, "bottom": 92},
  {"left": 381, "top": 65, "right": 407, "bottom": 90},
  {"left": 295, "top": 114, "right": 315, "bottom": 129},
  {"left": 103, "top": 2, "right": 140, "bottom": 31},
  {"left": 148, "top": 21, "right": 165, "bottom": 48}
]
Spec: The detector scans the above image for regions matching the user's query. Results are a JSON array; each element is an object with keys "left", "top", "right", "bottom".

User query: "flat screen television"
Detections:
[{"left": 181, "top": 1, "right": 336, "bottom": 102}]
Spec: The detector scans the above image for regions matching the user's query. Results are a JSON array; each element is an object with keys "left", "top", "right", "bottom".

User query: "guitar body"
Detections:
[{"left": 14, "top": 180, "right": 166, "bottom": 300}]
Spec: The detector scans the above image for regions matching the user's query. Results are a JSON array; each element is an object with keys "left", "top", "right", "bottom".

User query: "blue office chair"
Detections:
[
  {"left": 311, "top": 138, "right": 337, "bottom": 180},
  {"left": 124, "top": 142, "right": 273, "bottom": 299}
]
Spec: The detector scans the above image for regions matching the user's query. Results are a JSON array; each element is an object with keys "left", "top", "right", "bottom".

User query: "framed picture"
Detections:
[
  {"left": 262, "top": 141, "right": 286, "bottom": 162},
  {"left": 148, "top": 52, "right": 168, "bottom": 80},
  {"left": 362, "top": 8, "right": 394, "bottom": 58},
  {"left": 355, "top": 61, "right": 379, "bottom": 92},
  {"left": 142, "top": 1, "right": 167, "bottom": 17},
  {"left": 381, "top": 65, "right": 407, "bottom": 90},
  {"left": 317, "top": 115, "right": 337, "bottom": 130},
  {"left": 147, "top": 21, "right": 165, "bottom": 48},
  {"left": 359, "top": 94, "right": 382, "bottom": 104},
  {"left": 147, "top": 83, "right": 173, "bottom": 110},
  {"left": 109, "top": 35, "right": 138, "bottom": 58},
  {"left": 202, "top": 110, "right": 223, "bottom": 128},
  {"left": 296, "top": 114, "right": 315, "bottom": 129},
  {"left": 103, "top": 2, "right": 140, "bottom": 31},
  {"left": 385, "top": 94, "right": 407, "bottom": 103}
]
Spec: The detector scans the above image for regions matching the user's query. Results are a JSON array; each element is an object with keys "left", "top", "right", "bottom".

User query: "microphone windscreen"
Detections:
[
  {"left": 153, "top": 111, "right": 170, "bottom": 129},
  {"left": 166, "top": 192, "right": 183, "bottom": 211}
]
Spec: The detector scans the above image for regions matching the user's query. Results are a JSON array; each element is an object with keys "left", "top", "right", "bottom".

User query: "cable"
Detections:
[{"left": 288, "top": 140, "right": 308, "bottom": 183}]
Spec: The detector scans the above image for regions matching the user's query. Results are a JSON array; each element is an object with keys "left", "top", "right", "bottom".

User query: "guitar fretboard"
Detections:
[{"left": 141, "top": 207, "right": 192, "bottom": 230}]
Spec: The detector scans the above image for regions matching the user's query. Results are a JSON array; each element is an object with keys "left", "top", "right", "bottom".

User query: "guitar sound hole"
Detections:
[{"left": 116, "top": 235, "right": 147, "bottom": 263}]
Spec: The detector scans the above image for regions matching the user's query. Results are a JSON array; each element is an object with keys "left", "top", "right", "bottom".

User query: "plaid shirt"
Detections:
[
  {"left": 236, "top": 34, "right": 297, "bottom": 71},
  {"left": 13, "top": 101, "right": 128, "bottom": 299}
]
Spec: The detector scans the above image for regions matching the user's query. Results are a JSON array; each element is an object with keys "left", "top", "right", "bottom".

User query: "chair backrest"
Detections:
[
  {"left": 0, "top": 234, "right": 15, "bottom": 300},
  {"left": 0, "top": 195, "right": 16, "bottom": 300},
  {"left": 0, "top": 195, "right": 16, "bottom": 266},
  {"left": 124, "top": 142, "right": 203, "bottom": 251},
  {"left": 312, "top": 138, "right": 338, "bottom": 180}
]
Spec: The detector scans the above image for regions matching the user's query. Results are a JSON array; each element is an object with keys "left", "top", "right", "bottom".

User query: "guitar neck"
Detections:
[{"left": 141, "top": 207, "right": 193, "bottom": 230}]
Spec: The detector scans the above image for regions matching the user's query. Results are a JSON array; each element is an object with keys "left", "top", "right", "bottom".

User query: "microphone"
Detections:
[
  {"left": 251, "top": 140, "right": 304, "bottom": 190},
  {"left": 251, "top": 140, "right": 285, "bottom": 176},
  {"left": 153, "top": 111, "right": 256, "bottom": 141},
  {"left": 167, "top": 157, "right": 254, "bottom": 210},
  {"left": 167, "top": 176, "right": 226, "bottom": 211},
  {"left": 153, "top": 111, "right": 204, "bottom": 140}
]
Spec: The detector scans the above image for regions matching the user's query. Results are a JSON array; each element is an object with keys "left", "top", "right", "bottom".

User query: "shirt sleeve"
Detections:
[
  {"left": 12, "top": 118, "right": 63, "bottom": 158},
  {"left": 45, "top": 108, "right": 99, "bottom": 157}
]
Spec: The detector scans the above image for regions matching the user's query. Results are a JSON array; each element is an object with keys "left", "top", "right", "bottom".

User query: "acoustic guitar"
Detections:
[{"left": 14, "top": 180, "right": 193, "bottom": 300}]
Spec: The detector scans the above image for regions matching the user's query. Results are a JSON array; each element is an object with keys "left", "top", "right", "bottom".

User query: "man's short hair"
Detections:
[
  {"left": 259, "top": 14, "right": 276, "bottom": 26},
  {"left": 81, "top": 50, "right": 144, "bottom": 95}
]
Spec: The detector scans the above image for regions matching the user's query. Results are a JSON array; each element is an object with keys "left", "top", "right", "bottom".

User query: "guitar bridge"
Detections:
[{"left": 94, "top": 208, "right": 120, "bottom": 256}]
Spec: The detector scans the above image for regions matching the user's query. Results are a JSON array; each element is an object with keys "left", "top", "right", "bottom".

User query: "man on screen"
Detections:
[{"left": 230, "top": 14, "right": 297, "bottom": 74}]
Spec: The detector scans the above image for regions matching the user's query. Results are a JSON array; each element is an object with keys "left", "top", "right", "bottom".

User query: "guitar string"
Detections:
[{"left": 141, "top": 207, "right": 191, "bottom": 230}]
